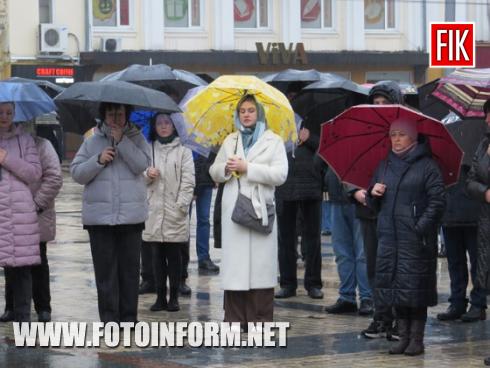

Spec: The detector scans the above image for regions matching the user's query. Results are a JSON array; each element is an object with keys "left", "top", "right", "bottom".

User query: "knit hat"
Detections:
[{"left": 389, "top": 119, "right": 418, "bottom": 141}]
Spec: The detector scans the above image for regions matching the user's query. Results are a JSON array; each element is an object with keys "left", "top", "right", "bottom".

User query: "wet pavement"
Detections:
[{"left": 0, "top": 167, "right": 489, "bottom": 367}]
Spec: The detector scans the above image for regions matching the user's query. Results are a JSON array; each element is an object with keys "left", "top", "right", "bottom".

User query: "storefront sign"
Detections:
[
  {"left": 36, "top": 67, "right": 75, "bottom": 77},
  {"left": 256, "top": 43, "right": 308, "bottom": 65}
]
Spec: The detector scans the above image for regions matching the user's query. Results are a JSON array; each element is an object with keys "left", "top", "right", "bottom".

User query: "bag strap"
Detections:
[{"left": 234, "top": 134, "right": 241, "bottom": 190}]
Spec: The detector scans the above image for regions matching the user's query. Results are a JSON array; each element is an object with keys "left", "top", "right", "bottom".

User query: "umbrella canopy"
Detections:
[
  {"left": 319, "top": 105, "right": 463, "bottom": 189},
  {"left": 431, "top": 68, "right": 490, "bottom": 119},
  {"left": 54, "top": 80, "right": 180, "bottom": 134},
  {"left": 260, "top": 68, "right": 324, "bottom": 93},
  {"left": 182, "top": 75, "right": 296, "bottom": 151},
  {"left": 6, "top": 77, "right": 65, "bottom": 98},
  {"left": 0, "top": 81, "right": 56, "bottom": 122},
  {"left": 292, "top": 74, "right": 369, "bottom": 119},
  {"left": 100, "top": 64, "right": 208, "bottom": 99},
  {"left": 446, "top": 118, "right": 487, "bottom": 166},
  {"left": 418, "top": 79, "right": 450, "bottom": 120}
]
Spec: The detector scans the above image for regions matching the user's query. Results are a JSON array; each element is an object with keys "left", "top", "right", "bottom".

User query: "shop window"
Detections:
[
  {"left": 364, "top": 0, "right": 395, "bottom": 30},
  {"left": 39, "top": 0, "right": 52, "bottom": 23},
  {"left": 164, "top": 0, "right": 201, "bottom": 28},
  {"left": 301, "top": 0, "right": 333, "bottom": 29},
  {"left": 234, "top": 0, "right": 269, "bottom": 29},
  {"left": 365, "top": 71, "right": 411, "bottom": 84},
  {"left": 93, "top": 0, "right": 131, "bottom": 27}
]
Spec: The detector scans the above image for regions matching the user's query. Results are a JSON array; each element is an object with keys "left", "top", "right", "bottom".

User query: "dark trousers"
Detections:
[
  {"left": 360, "top": 219, "right": 378, "bottom": 288},
  {"left": 443, "top": 226, "right": 487, "bottom": 308},
  {"left": 5, "top": 242, "right": 51, "bottom": 314},
  {"left": 4, "top": 266, "right": 32, "bottom": 322},
  {"left": 224, "top": 288, "right": 274, "bottom": 327},
  {"left": 151, "top": 243, "right": 183, "bottom": 290},
  {"left": 278, "top": 199, "right": 323, "bottom": 291},
  {"left": 395, "top": 306, "right": 427, "bottom": 321},
  {"left": 181, "top": 240, "right": 190, "bottom": 281},
  {"left": 140, "top": 241, "right": 154, "bottom": 285},
  {"left": 87, "top": 226, "right": 142, "bottom": 323}
]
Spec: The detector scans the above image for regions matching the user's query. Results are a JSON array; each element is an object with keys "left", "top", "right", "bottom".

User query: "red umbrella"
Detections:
[{"left": 319, "top": 105, "right": 463, "bottom": 189}]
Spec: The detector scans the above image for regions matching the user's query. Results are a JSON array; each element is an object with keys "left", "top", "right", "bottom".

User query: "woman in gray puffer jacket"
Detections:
[{"left": 71, "top": 102, "right": 151, "bottom": 324}]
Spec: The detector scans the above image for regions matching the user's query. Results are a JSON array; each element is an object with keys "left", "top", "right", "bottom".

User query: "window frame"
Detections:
[
  {"left": 92, "top": 0, "right": 134, "bottom": 31},
  {"left": 364, "top": 0, "right": 397, "bottom": 33},
  {"left": 163, "top": 0, "right": 204, "bottom": 30},
  {"left": 39, "top": 0, "right": 54, "bottom": 24},
  {"left": 301, "top": 0, "right": 335, "bottom": 32},
  {"left": 234, "top": 0, "right": 272, "bottom": 32}
]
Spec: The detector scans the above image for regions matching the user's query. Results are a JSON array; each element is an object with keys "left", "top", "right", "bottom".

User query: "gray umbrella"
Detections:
[
  {"left": 100, "top": 64, "right": 208, "bottom": 99},
  {"left": 54, "top": 80, "right": 180, "bottom": 134}
]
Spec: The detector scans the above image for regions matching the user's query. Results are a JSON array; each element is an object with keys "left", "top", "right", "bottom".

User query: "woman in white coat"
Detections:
[
  {"left": 143, "top": 113, "right": 195, "bottom": 312},
  {"left": 209, "top": 94, "right": 288, "bottom": 327}
]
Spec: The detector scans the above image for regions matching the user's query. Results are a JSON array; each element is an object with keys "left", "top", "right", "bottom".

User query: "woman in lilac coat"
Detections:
[{"left": 0, "top": 102, "right": 42, "bottom": 322}]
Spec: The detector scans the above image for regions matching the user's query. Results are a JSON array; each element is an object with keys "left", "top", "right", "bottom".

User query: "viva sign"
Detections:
[{"left": 256, "top": 43, "right": 308, "bottom": 65}]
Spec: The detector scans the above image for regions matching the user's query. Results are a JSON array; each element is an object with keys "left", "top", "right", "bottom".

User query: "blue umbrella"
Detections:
[
  {"left": 0, "top": 82, "right": 56, "bottom": 122},
  {"left": 130, "top": 110, "right": 155, "bottom": 142}
]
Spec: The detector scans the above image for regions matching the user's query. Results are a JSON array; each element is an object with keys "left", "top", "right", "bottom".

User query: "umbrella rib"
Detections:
[{"left": 333, "top": 133, "right": 389, "bottom": 180}]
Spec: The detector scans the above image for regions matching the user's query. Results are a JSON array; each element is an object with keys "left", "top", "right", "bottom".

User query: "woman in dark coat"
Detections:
[
  {"left": 466, "top": 99, "right": 490, "bottom": 366},
  {"left": 368, "top": 119, "right": 446, "bottom": 356}
]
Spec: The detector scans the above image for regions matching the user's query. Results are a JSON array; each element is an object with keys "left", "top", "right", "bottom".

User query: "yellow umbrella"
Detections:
[{"left": 182, "top": 75, "right": 297, "bottom": 150}]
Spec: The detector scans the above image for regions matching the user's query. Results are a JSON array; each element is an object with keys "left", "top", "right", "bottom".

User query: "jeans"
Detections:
[
  {"left": 194, "top": 185, "right": 213, "bottom": 262},
  {"left": 331, "top": 203, "right": 372, "bottom": 303},
  {"left": 321, "top": 201, "right": 332, "bottom": 232},
  {"left": 443, "top": 226, "right": 487, "bottom": 309}
]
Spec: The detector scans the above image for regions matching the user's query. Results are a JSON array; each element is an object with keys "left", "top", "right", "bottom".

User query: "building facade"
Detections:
[{"left": 1, "top": 0, "right": 489, "bottom": 85}]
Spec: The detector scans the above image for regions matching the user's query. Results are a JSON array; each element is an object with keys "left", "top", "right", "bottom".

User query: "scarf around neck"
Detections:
[{"left": 392, "top": 141, "right": 418, "bottom": 159}]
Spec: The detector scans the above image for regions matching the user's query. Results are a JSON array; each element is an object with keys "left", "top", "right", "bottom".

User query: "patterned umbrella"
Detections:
[{"left": 431, "top": 68, "right": 490, "bottom": 119}]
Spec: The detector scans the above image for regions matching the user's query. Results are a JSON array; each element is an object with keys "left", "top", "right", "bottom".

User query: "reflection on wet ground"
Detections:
[{"left": 0, "top": 169, "right": 488, "bottom": 367}]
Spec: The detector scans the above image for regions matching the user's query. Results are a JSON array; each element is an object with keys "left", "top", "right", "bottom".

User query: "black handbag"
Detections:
[{"left": 231, "top": 179, "right": 275, "bottom": 234}]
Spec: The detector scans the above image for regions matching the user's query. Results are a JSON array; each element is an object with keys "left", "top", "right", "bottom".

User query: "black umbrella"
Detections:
[
  {"left": 100, "top": 64, "right": 208, "bottom": 100},
  {"left": 446, "top": 118, "right": 487, "bottom": 166},
  {"left": 260, "top": 68, "right": 323, "bottom": 93},
  {"left": 6, "top": 77, "right": 65, "bottom": 98},
  {"left": 291, "top": 74, "right": 369, "bottom": 119},
  {"left": 418, "top": 79, "right": 450, "bottom": 120},
  {"left": 54, "top": 80, "right": 180, "bottom": 134}
]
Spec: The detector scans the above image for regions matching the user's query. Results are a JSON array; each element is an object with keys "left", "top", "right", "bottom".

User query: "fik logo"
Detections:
[{"left": 430, "top": 22, "right": 475, "bottom": 68}]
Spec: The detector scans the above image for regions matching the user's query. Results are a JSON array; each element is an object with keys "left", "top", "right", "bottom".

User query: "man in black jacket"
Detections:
[
  {"left": 437, "top": 165, "right": 487, "bottom": 322},
  {"left": 275, "top": 111, "right": 324, "bottom": 299}
]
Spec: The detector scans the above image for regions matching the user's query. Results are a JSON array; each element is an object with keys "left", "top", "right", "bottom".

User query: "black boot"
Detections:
[
  {"left": 404, "top": 319, "right": 425, "bottom": 356},
  {"left": 0, "top": 310, "right": 14, "bottom": 323},
  {"left": 389, "top": 319, "right": 410, "bottom": 354},
  {"left": 460, "top": 305, "right": 486, "bottom": 322},
  {"left": 150, "top": 288, "right": 167, "bottom": 312},
  {"left": 437, "top": 304, "right": 467, "bottom": 321},
  {"left": 167, "top": 288, "right": 180, "bottom": 312}
]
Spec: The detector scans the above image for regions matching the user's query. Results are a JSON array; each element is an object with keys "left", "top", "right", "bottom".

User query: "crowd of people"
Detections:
[{"left": 0, "top": 80, "right": 490, "bottom": 361}]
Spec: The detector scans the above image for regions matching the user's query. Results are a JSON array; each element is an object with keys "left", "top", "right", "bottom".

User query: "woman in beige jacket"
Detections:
[{"left": 142, "top": 113, "right": 195, "bottom": 312}]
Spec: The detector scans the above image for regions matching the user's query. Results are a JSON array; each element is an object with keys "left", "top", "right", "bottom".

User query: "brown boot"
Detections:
[
  {"left": 389, "top": 319, "right": 410, "bottom": 354},
  {"left": 404, "top": 319, "right": 425, "bottom": 356}
]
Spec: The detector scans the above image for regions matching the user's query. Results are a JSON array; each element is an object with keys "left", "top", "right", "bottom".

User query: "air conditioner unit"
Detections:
[
  {"left": 39, "top": 24, "right": 68, "bottom": 53},
  {"left": 101, "top": 37, "right": 122, "bottom": 52}
]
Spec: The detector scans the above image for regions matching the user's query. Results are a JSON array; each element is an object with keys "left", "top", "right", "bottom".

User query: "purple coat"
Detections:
[
  {"left": 30, "top": 137, "right": 63, "bottom": 243},
  {"left": 0, "top": 126, "right": 42, "bottom": 267}
]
